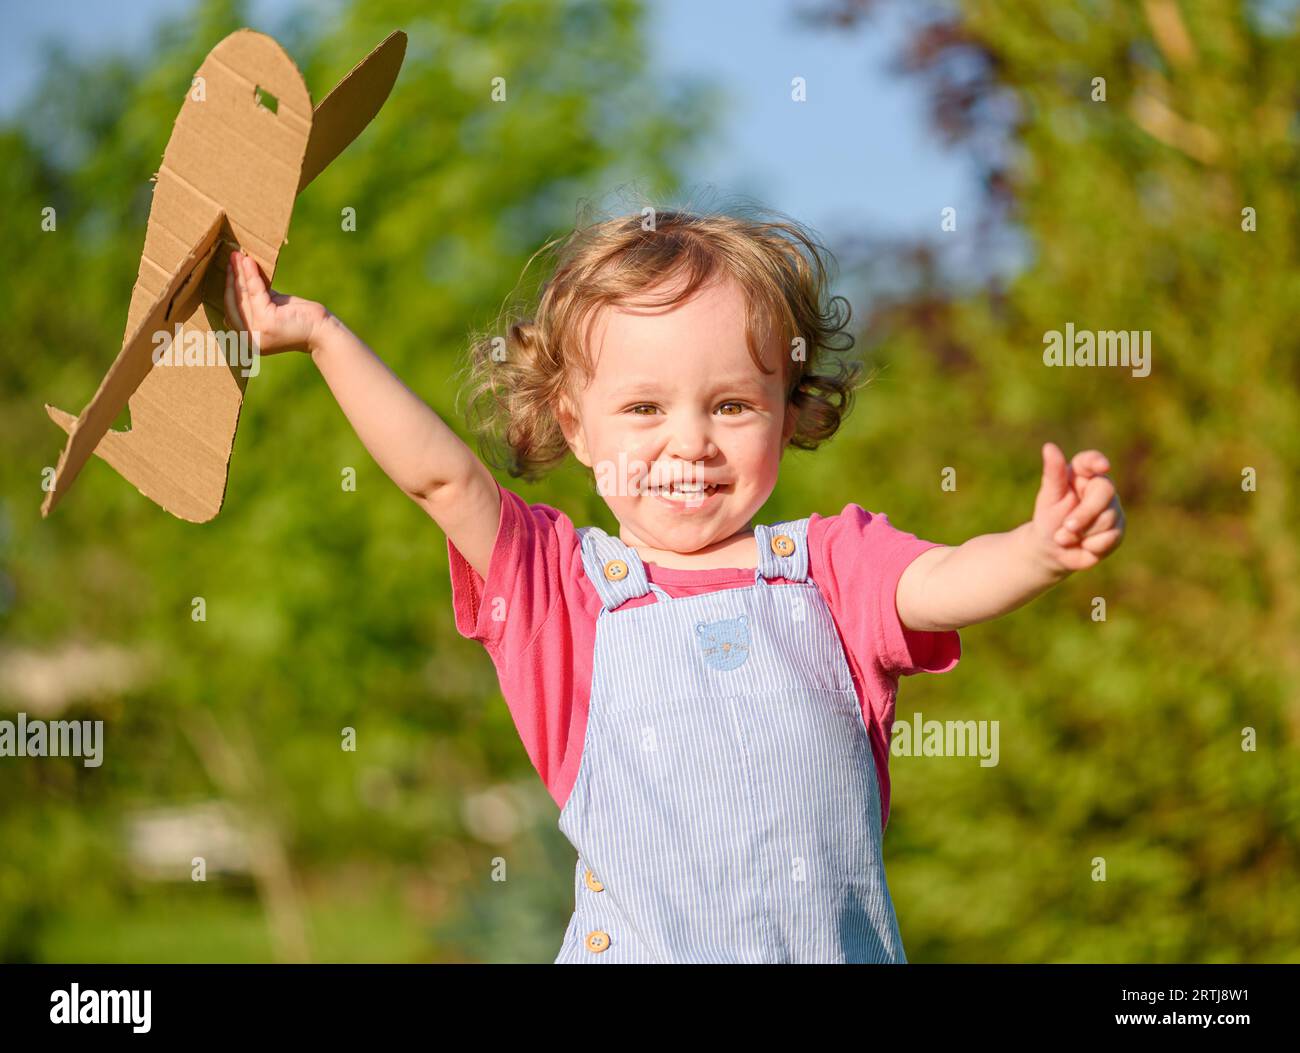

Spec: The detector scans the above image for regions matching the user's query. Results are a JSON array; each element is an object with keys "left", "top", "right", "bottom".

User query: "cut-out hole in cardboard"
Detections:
[{"left": 254, "top": 85, "right": 278, "bottom": 114}]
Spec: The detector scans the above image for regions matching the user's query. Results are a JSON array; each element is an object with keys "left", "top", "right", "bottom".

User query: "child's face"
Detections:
[{"left": 559, "top": 274, "right": 797, "bottom": 556}]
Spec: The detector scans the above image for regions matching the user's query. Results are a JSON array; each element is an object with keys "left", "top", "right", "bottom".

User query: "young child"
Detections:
[{"left": 223, "top": 207, "right": 1124, "bottom": 964}]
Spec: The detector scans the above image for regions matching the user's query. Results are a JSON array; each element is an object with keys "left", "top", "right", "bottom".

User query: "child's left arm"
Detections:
[{"left": 895, "top": 442, "right": 1125, "bottom": 633}]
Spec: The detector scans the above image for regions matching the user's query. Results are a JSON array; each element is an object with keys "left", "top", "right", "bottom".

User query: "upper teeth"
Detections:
[{"left": 653, "top": 482, "right": 716, "bottom": 493}]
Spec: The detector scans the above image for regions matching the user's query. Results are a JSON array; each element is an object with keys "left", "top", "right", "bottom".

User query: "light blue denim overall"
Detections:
[{"left": 554, "top": 515, "right": 906, "bottom": 963}]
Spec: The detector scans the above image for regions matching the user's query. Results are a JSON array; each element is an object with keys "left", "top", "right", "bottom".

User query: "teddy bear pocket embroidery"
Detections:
[{"left": 694, "top": 615, "right": 751, "bottom": 671}]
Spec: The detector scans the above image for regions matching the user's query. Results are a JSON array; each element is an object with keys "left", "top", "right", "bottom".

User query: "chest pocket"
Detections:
[
  {"left": 695, "top": 615, "right": 751, "bottom": 671},
  {"left": 591, "top": 581, "right": 854, "bottom": 713}
]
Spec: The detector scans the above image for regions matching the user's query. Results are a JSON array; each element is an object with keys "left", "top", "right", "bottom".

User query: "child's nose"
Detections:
[{"left": 665, "top": 416, "right": 717, "bottom": 460}]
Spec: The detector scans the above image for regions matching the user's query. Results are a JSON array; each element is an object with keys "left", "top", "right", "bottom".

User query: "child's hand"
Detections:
[
  {"left": 1030, "top": 442, "right": 1125, "bottom": 572},
  {"left": 223, "top": 250, "right": 328, "bottom": 355}
]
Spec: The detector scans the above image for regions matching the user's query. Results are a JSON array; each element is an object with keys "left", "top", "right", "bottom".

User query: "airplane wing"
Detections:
[
  {"left": 40, "top": 210, "right": 227, "bottom": 518},
  {"left": 297, "top": 29, "right": 407, "bottom": 194}
]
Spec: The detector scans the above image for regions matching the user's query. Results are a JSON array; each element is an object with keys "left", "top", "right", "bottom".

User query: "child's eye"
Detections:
[{"left": 624, "top": 402, "right": 747, "bottom": 416}]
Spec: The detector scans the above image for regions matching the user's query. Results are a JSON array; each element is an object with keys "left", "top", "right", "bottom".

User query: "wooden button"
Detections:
[
  {"left": 584, "top": 868, "right": 605, "bottom": 892},
  {"left": 585, "top": 930, "right": 611, "bottom": 953},
  {"left": 603, "top": 559, "right": 628, "bottom": 581},
  {"left": 770, "top": 534, "right": 795, "bottom": 557}
]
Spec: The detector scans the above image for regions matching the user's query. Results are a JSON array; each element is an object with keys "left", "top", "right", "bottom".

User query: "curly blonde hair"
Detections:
[{"left": 458, "top": 200, "right": 866, "bottom": 481}]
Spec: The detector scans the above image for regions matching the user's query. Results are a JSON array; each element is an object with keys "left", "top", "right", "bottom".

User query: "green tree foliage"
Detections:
[{"left": 783, "top": 0, "right": 1299, "bottom": 961}]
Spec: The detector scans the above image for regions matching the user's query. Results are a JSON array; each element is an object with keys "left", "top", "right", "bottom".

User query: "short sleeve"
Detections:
[
  {"left": 810, "top": 504, "right": 961, "bottom": 679},
  {"left": 446, "top": 478, "right": 565, "bottom": 655},
  {"left": 444, "top": 480, "right": 597, "bottom": 801}
]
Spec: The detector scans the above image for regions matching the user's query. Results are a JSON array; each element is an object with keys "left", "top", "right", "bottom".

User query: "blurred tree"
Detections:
[{"left": 787, "top": 0, "right": 1300, "bottom": 961}]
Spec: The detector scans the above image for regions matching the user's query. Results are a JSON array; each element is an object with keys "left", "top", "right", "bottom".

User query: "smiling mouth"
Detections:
[{"left": 645, "top": 482, "right": 727, "bottom": 503}]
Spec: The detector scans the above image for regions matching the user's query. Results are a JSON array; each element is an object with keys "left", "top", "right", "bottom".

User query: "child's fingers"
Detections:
[
  {"left": 236, "top": 252, "right": 250, "bottom": 301},
  {"left": 1070, "top": 449, "right": 1110, "bottom": 478},
  {"left": 241, "top": 251, "right": 266, "bottom": 295},
  {"left": 224, "top": 254, "right": 245, "bottom": 329},
  {"left": 1079, "top": 527, "right": 1123, "bottom": 554},
  {"left": 1053, "top": 524, "right": 1081, "bottom": 546},
  {"left": 241, "top": 252, "right": 278, "bottom": 321},
  {"left": 233, "top": 251, "right": 247, "bottom": 312},
  {"left": 1062, "top": 475, "right": 1116, "bottom": 535},
  {"left": 1057, "top": 497, "right": 1124, "bottom": 547},
  {"left": 1079, "top": 505, "right": 1118, "bottom": 537},
  {"left": 1035, "top": 442, "right": 1074, "bottom": 514}
]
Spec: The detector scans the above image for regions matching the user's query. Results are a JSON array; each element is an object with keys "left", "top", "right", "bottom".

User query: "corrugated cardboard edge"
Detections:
[
  {"left": 299, "top": 30, "right": 407, "bottom": 193},
  {"left": 41, "top": 210, "right": 227, "bottom": 520}
]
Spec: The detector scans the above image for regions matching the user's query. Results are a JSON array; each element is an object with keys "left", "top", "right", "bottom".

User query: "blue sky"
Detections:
[{"left": 0, "top": 0, "right": 981, "bottom": 273}]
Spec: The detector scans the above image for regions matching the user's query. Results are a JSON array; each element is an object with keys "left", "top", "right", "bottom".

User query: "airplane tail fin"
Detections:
[
  {"left": 40, "top": 211, "right": 227, "bottom": 523},
  {"left": 44, "top": 403, "right": 77, "bottom": 435},
  {"left": 41, "top": 401, "right": 226, "bottom": 524}
]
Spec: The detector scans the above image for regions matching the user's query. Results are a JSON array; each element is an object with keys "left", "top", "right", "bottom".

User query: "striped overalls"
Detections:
[{"left": 554, "top": 515, "right": 906, "bottom": 963}]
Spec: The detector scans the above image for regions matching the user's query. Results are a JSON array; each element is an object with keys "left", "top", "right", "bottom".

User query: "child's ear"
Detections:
[
  {"left": 781, "top": 400, "right": 799, "bottom": 448},
  {"left": 556, "top": 393, "right": 592, "bottom": 468}
]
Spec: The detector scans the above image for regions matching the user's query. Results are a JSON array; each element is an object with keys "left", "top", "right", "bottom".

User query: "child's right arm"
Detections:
[{"left": 224, "top": 250, "right": 501, "bottom": 579}]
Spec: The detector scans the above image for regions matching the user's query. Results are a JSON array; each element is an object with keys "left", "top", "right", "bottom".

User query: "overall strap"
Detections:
[
  {"left": 577, "top": 526, "right": 652, "bottom": 611},
  {"left": 753, "top": 517, "right": 812, "bottom": 583}
]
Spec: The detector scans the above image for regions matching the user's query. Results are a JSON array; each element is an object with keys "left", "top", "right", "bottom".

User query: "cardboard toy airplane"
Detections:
[{"left": 40, "top": 27, "right": 407, "bottom": 523}]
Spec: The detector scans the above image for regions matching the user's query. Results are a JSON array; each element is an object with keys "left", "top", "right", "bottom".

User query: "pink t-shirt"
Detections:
[{"left": 447, "top": 480, "right": 961, "bottom": 830}]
